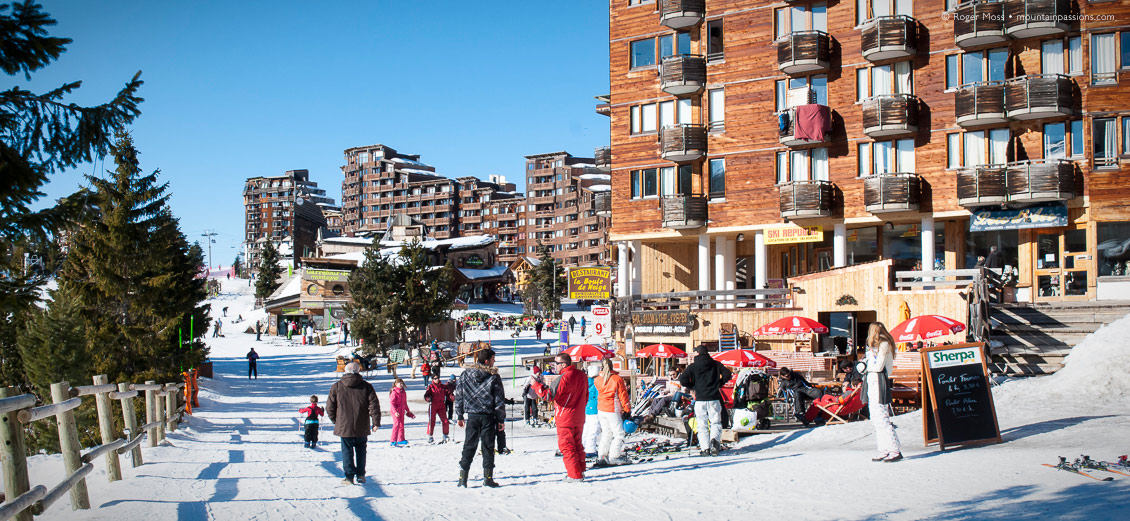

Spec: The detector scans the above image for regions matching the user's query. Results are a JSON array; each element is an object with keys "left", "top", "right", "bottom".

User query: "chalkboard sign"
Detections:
[{"left": 920, "top": 343, "right": 1001, "bottom": 450}]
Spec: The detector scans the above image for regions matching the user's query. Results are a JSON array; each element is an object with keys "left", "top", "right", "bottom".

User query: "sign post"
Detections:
[{"left": 920, "top": 342, "right": 1002, "bottom": 450}]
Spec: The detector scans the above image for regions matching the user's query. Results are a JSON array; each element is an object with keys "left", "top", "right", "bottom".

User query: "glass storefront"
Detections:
[
  {"left": 965, "top": 230, "right": 1019, "bottom": 270},
  {"left": 1098, "top": 221, "right": 1130, "bottom": 276},
  {"left": 847, "top": 226, "right": 879, "bottom": 265}
]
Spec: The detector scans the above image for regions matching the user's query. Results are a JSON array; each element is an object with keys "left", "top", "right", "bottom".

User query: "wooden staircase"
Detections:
[{"left": 989, "top": 301, "right": 1129, "bottom": 375}]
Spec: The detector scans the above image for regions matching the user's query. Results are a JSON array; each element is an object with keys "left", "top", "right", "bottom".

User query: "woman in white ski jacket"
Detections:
[{"left": 865, "top": 322, "right": 902, "bottom": 462}]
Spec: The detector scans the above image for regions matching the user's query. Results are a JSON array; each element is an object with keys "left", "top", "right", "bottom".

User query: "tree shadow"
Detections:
[
  {"left": 852, "top": 483, "right": 1130, "bottom": 521},
  {"left": 1000, "top": 416, "right": 1116, "bottom": 444}
]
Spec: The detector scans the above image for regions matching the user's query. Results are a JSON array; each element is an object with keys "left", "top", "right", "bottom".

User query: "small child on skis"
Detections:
[
  {"left": 424, "top": 374, "right": 450, "bottom": 443},
  {"left": 299, "top": 395, "right": 324, "bottom": 448},
  {"left": 389, "top": 378, "right": 415, "bottom": 447}
]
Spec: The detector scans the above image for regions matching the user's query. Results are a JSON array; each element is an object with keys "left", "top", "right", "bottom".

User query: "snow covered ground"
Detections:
[{"left": 16, "top": 279, "right": 1130, "bottom": 520}]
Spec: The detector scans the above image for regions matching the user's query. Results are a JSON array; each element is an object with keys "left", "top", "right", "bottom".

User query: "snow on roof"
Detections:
[
  {"left": 391, "top": 157, "right": 433, "bottom": 168},
  {"left": 587, "top": 185, "right": 612, "bottom": 192},
  {"left": 267, "top": 272, "right": 303, "bottom": 301},
  {"left": 327, "top": 251, "right": 368, "bottom": 264},
  {"left": 458, "top": 266, "right": 510, "bottom": 280},
  {"left": 378, "top": 235, "right": 495, "bottom": 251},
  {"left": 579, "top": 173, "right": 610, "bottom": 181},
  {"left": 400, "top": 167, "right": 438, "bottom": 176},
  {"left": 323, "top": 236, "right": 376, "bottom": 245}
]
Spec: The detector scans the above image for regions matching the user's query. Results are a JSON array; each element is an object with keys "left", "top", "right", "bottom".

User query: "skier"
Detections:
[
  {"left": 522, "top": 365, "right": 547, "bottom": 426},
  {"left": 569, "top": 315, "right": 577, "bottom": 332},
  {"left": 411, "top": 346, "right": 421, "bottom": 379},
  {"left": 327, "top": 362, "right": 382, "bottom": 485},
  {"left": 425, "top": 375, "right": 450, "bottom": 443},
  {"left": 549, "top": 353, "right": 588, "bottom": 482},
  {"left": 864, "top": 322, "right": 902, "bottom": 463},
  {"left": 581, "top": 364, "right": 602, "bottom": 457},
  {"left": 342, "top": 322, "right": 350, "bottom": 345},
  {"left": 679, "top": 345, "right": 732, "bottom": 456},
  {"left": 535, "top": 318, "right": 544, "bottom": 340},
  {"left": 594, "top": 358, "right": 631, "bottom": 465},
  {"left": 255, "top": 320, "right": 262, "bottom": 342},
  {"left": 389, "top": 378, "right": 415, "bottom": 447},
  {"left": 299, "top": 395, "right": 324, "bottom": 448},
  {"left": 455, "top": 348, "right": 505, "bottom": 488},
  {"left": 246, "top": 347, "right": 259, "bottom": 379},
  {"left": 222, "top": 306, "right": 228, "bottom": 317},
  {"left": 213, "top": 318, "right": 221, "bottom": 338},
  {"left": 421, "top": 358, "right": 431, "bottom": 385},
  {"left": 580, "top": 316, "right": 587, "bottom": 336}
]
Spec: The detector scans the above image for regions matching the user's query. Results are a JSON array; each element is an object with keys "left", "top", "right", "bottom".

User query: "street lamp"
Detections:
[{"left": 200, "top": 231, "right": 218, "bottom": 269}]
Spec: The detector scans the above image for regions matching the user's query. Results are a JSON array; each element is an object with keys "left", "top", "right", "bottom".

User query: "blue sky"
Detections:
[{"left": 26, "top": 0, "right": 610, "bottom": 265}]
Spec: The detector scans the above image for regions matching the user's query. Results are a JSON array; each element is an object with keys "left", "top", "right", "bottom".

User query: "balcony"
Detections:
[
  {"left": 659, "top": 0, "right": 704, "bottom": 30},
  {"left": 955, "top": 81, "right": 1008, "bottom": 127},
  {"left": 778, "top": 105, "right": 832, "bottom": 147},
  {"left": 660, "top": 55, "right": 707, "bottom": 96},
  {"left": 594, "top": 191, "right": 612, "bottom": 217},
  {"left": 956, "top": 165, "right": 1008, "bottom": 207},
  {"left": 661, "top": 195, "right": 708, "bottom": 229},
  {"left": 1004, "top": 74, "right": 1073, "bottom": 120},
  {"left": 861, "top": 16, "right": 916, "bottom": 62},
  {"left": 776, "top": 31, "right": 831, "bottom": 75},
  {"left": 529, "top": 195, "right": 556, "bottom": 206},
  {"left": 954, "top": 1, "right": 1009, "bottom": 47},
  {"left": 528, "top": 180, "right": 555, "bottom": 191},
  {"left": 660, "top": 124, "right": 707, "bottom": 162},
  {"left": 595, "top": 146, "right": 611, "bottom": 172},
  {"left": 779, "top": 180, "right": 835, "bottom": 219},
  {"left": 1006, "top": 159, "right": 1074, "bottom": 203},
  {"left": 863, "top": 173, "right": 920, "bottom": 213},
  {"left": 1004, "top": 0, "right": 1069, "bottom": 39},
  {"left": 862, "top": 94, "right": 919, "bottom": 138}
]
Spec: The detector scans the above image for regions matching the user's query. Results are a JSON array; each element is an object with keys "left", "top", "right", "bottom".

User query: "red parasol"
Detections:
[
  {"left": 890, "top": 315, "right": 966, "bottom": 343},
  {"left": 635, "top": 344, "right": 688, "bottom": 359},
  {"left": 752, "top": 316, "right": 830, "bottom": 336},
  {"left": 711, "top": 349, "right": 777, "bottom": 368},
  {"left": 563, "top": 344, "right": 614, "bottom": 362}
]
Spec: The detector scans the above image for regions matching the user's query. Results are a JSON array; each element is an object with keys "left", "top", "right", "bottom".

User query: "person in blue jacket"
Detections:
[{"left": 581, "top": 364, "right": 602, "bottom": 457}]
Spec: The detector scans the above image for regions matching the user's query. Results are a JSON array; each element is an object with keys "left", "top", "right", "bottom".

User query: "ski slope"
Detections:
[{"left": 16, "top": 278, "right": 1130, "bottom": 520}]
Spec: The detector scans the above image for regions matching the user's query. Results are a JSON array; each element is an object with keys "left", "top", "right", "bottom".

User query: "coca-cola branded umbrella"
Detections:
[
  {"left": 635, "top": 344, "right": 688, "bottom": 359},
  {"left": 711, "top": 349, "right": 777, "bottom": 368},
  {"left": 890, "top": 315, "right": 966, "bottom": 343},
  {"left": 563, "top": 344, "right": 614, "bottom": 362},
  {"left": 752, "top": 316, "right": 830, "bottom": 336}
]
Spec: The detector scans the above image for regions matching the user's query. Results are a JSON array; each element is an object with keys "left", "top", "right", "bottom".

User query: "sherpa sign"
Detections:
[
  {"left": 927, "top": 346, "right": 982, "bottom": 369},
  {"left": 921, "top": 343, "right": 1001, "bottom": 451}
]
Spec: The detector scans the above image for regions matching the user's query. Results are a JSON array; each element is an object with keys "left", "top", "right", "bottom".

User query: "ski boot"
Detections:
[
  {"left": 428, "top": 436, "right": 434, "bottom": 444},
  {"left": 483, "top": 469, "right": 500, "bottom": 488},
  {"left": 457, "top": 469, "right": 468, "bottom": 488}
]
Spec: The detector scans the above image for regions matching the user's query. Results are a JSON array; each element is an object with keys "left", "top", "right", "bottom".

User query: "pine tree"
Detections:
[
  {"left": 232, "top": 254, "right": 242, "bottom": 279},
  {"left": 255, "top": 240, "right": 283, "bottom": 302},
  {"left": 399, "top": 240, "right": 455, "bottom": 349},
  {"left": 530, "top": 241, "right": 565, "bottom": 317},
  {"left": 0, "top": 1, "right": 143, "bottom": 389},
  {"left": 347, "top": 246, "right": 400, "bottom": 355}
]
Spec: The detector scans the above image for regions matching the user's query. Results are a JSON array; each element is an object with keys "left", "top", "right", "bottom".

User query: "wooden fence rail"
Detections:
[{"left": 0, "top": 369, "right": 198, "bottom": 521}]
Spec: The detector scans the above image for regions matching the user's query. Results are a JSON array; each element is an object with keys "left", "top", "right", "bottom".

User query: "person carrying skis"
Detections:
[
  {"left": 425, "top": 374, "right": 450, "bottom": 443},
  {"left": 581, "top": 364, "right": 602, "bottom": 457},
  {"left": 246, "top": 348, "right": 259, "bottom": 380},
  {"left": 389, "top": 378, "right": 415, "bottom": 447},
  {"left": 326, "top": 362, "right": 382, "bottom": 485},
  {"left": 522, "top": 365, "right": 547, "bottom": 426},
  {"left": 594, "top": 358, "right": 631, "bottom": 465},
  {"left": 299, "top": 395, "right": 324, "bottom": 448},
  {"left": 455, "top": 348, "right": 506, "bottom": 488},
  {"left": 549, "top": 353, "right": 588, "bottom": 482},
  {"left": 679, "top": 345, "right": 732, "bottom": 456}
]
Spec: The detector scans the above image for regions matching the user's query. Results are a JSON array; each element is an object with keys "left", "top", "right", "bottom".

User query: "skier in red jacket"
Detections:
[
  {"left": 550, "top": 353, "right": 589, "bottom": 482},
  {"left": 424, "top": 374, "right": 451, "bottom": 443},
  {"left": 299, "top": 395, "right": 325, "bottom": 448}
]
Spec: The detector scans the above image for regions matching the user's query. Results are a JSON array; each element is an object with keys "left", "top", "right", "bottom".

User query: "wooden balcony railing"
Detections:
[
  {"left": 660, "top": 124, "right": 708, "bottom": 162},
  {"left": 1004, "top": 74, "right": 1074, "bottom": 120},
  {"left": 861, "top": 16, "right": 916, "bottom": 62},
  {"left": 595, "top": 146, "right": 611, "bottom": 172},
  {"left": 778, "top": 105, "right": 832, "bottom": 146},
  {"left": 779, "top": 180, "right": 835, "bottom": 219},
  {"left": 1004, "top": 0, "right": 1069, "bottom": 39},
  {"left": 659, "top": 0, "right": 705, "bottom": 30},
  {"left": 955, "top": 81, "right": 1008, "bottom": 127},
  {"left": 776, "top": 31, "right": 831, "bottom": 75},
  {"left": 660, "top": 54, "right": 707, "bottom": 96},
  {"left": 955, "top": 1, "right": 1009, "bottom": 48},
  {"left": 661, "top": 194, "right": 708, "bottom": 229},
  {"left": 1006, "top": 159, "right": 1074, "bottom": 203},
  {"left": 594, "top": 191, "right": 612, "bottom": 217},
  {"left": 864, "top": 173, "right": 920, "bottom": 213},
  {"left": 956, "top": 165, "right": 1008, "bottom": 207},
  {"left": 862, "top": 94, "right": 919, "bottom": 137}
]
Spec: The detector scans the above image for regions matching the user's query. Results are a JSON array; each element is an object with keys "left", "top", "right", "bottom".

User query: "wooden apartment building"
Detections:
[
  {"left": 607, "top": 0, "right": 1130, "bottom": 345},
  {"left": 243, "top": 169, "right": 337, "bottom": 272},
  {"left": 525, "top": 151, "right": 613, "bottom": 267}
]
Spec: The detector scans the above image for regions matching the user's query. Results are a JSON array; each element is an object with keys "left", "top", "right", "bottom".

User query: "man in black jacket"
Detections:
[
  {"left": 777, "top": 367, "right": 825, "bottom": 427},
  {"left": 455, "top": 348, "right": 506, "bottom": 488},
  {"left": 679, "top": 346, "right": 732, "bottom": 456}
]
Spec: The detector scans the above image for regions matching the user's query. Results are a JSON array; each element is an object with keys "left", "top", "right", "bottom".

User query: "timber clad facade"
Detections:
[
  {"left": 243, "top": 169, "right": 336, "bottom": 272},
  {"left": 524, "top": 152, "right": 613, "bottom": 267},
  {"left": 608, "top": 0, "right": 1130, "bottom": 323}
]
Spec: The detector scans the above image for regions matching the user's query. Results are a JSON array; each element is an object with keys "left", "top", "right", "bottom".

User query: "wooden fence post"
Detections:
[
  {"left": 50, "top": 382, "right": 89, "bottom": 510},
  {"left": 116, "top": 383, "right": 143, "bottom": 466},
  {"left": 1, "top": 387, "right": 34, "bottom": 521},
  {"left": 155, "top": 388, "right": 167, "bottom": 442},
  {"left": 91, "top": 375, "right": 122, "bottom": 482},
  {"left": 164, "top": 385, "right": 176, "bottom": 432},
  {"left": 144, "top": 380, "right": 158, "bottom": 447}
]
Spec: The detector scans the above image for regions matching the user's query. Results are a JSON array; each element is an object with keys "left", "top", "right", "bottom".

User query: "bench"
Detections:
[{"left": 890, "top": 352, "right": 922, "bottom": 413}]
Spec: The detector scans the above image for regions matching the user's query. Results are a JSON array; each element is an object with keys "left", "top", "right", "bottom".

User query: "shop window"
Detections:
[
  {"left": 847, "top": 227, "right": 879, "bottom": 265},
  {"left": 1098, "top": 222, "right": 1130, "bottom": 276},
  {"left": 966, "top": 230, "right": 1020, "bottom": 271}
]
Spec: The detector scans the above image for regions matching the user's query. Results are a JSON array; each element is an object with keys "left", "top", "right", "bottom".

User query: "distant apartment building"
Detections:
[
  {"left": 243, "top": 169, "right": 336, "bottom": 272},
  {"left": 341, "top": 144, "right": 459, "bottom": 239},
  {"left": 524, "top": 151, "right": 612, "bottom": 267},
  {"left": 322, "top": 208, "right": 344, "bottom": 236}
]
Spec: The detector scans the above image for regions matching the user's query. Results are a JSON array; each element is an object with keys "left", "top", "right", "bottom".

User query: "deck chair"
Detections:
[{"left": 813, "top": 386, "right": 863, "bottom": 425}]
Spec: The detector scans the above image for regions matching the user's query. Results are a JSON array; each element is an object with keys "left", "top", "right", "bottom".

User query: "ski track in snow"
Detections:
[{"left": 9, "top": 278, "right": 1130, "bottom": 520}]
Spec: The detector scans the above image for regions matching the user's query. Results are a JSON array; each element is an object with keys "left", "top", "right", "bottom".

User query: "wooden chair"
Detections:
[{"left": 814, "top": 386, "right": 862, "bottom": 425}]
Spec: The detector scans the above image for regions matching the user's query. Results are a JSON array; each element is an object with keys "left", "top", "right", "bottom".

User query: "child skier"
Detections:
[
  {"left": 424, "top": 374, "right": 450, "bottom": 443},
  {"left": 421, "top": 359, "right": 431, "bottom": 386},
  {"left": 299, "top": 395, "right": 324, "bottom": 448},
  {"left": 389, "top": 378, "right": 415, "bottom": 446}
]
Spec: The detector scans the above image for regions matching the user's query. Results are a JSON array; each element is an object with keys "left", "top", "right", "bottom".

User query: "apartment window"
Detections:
[
  {"left": 628, "top": 0, "right": 653, "bottom": 5},
  {"left": 946, "top": 133, "right": 960, "bottom": 169},
  {"left": 856, "top": 0, "right": 912, "bottom": 25},
  {"left": 1092, "top": 33, "right": 1117, "bottom": 85},
  {"left": 777, "top": 148, "right": 829, "bottom": 182},
  {"left": 1124, "top": 117, "right": 1130, "bottom": 156},
  {"left": 709, "top": 158, "right": 726, "bottom": 199},
  {"left": 952, "top": 48, "right": 1006, "bottom": 86},
  {"left": 1068, "top": 36, "right": 1082, "bottom": 74},
  {"left": 631, "top": 33, "right": 689, "bottom": 69},
  {"left": 857, "top": 61, "right": 913, "bottom": 98},
  {"left": 1042, "top": 39, "right": 1064, "bottom": 75},
  {"left": 358, "top": 152, "right": 369, "bottom": 164},
  {"left": 707, "top": 19, "right": 724, "bottom": 62},
  {"left": 1094, "top": 118, "right": 1118, "bottom": 167},
  {"left": 661, "top": 165, "right": 693, "bottom": 197},
  {"left": 1044, "top": 122, "right": 1066, "bottom": 159},
  {"left": 708, "top": 89, "right": 725, "bottom": 131},
  {"left": 630, "top": 103, "right": 657, "bottom": 134},
  {"left": 630, "top": 168, "right": 659, "bottom": 198},
  {"left": 630, "top": 39, "right": 655, "bottom": 68},
  {"left": 658, "top": 99, "right": 692, "bottom": 129},
  {"left": 777, "top": 76, "right": 828, "bottom": 111},
  {"left": 775, "top": 2, "right": 827, "bottom": 38},
  {"left": 945, "top": 55, "right": 959, "bottom": 89},
  {"left": 859, "top": 139, "right": 914, "bottom": 175},
  {"left": 961, "top": 129, "right": 1010, "bottom": 167},
  {"left": 1123, "top": 33, "right": 1130, "bottom": 69}
]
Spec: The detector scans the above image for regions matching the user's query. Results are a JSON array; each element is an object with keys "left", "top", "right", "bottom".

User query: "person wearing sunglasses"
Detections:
[{"left": 548, "top": 354, "right": 589, "bottom": 482}]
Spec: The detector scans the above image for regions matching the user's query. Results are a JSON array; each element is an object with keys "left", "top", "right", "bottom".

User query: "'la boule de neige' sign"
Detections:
[
  {"left": 631, "top": 311, "right": 694, "bottom": 335},
  {"left": 920, "top": 342, "right": 1002, "bottom": 451},
  {"left": 568, "top": 267, "right": 612, "bottom": 300}
]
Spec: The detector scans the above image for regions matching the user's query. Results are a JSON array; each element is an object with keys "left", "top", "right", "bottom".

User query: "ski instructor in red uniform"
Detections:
[{"left": 550, "top": 352, "right": 589, "bottom": 482}]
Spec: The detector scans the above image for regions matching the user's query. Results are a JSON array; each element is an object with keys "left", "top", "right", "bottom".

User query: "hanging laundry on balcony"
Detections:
[
  {"left": 778, "top": 111, "right": 790, "bottom": 132},
  {"left": 794, "top": 104, "right": 831, "bottom": 142}
]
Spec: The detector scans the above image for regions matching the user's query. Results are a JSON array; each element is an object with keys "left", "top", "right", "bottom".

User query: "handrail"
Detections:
[
  {"left": 0, "top": 393, "right": 35, "bottom": 415},
  {"left": 18, "top": 397, "right": 81, "bottom": 424},
  {"left": 31, "top": 463, "right": 93, "bottom": 515}
]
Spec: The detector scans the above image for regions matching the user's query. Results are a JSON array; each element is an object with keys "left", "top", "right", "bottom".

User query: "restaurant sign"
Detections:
[
  {"left": 630, "top": 311, "right": 695, "bottom": 335},
  {"left": 969, "top": 203, "right": 1068, "bottom": 232},
  {"left": 568, "top": 266, "right": 612, "bottom": 300},
  {"left": 307, "top": 269, "right": 350, "bottom": 282},
  {"left": 765, "top": 225, "right": 823, "bottom": 245}
]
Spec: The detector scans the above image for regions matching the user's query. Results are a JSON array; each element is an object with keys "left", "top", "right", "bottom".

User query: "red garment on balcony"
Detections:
[{"left": 794, "top": 104, "right": 831, "bottom": 142}]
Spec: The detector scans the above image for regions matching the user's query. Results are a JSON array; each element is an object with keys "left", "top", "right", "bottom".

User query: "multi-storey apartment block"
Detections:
[
  {"left": 524, "top": 151, "right": 613, "bottom": 267},
  {"left": 243, "top": 169, "right": 336, "bottom": 272},
  {"left": 342, "top": 145, "right": 460, "bottom": 239}
]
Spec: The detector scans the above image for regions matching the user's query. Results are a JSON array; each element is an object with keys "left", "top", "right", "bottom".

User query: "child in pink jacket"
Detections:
[{"left": 389, "top": 378, "right": 415, "bottom": 446}]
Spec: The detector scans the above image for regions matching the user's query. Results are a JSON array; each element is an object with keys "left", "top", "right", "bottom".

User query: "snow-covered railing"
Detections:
[{"left": 0, "top": 373, "right": 195, "bottom": 520}]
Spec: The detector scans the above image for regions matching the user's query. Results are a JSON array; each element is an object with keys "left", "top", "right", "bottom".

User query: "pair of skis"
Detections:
[{"left": 1043, "top": 456, "right": 1128, "bottom": 481}]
